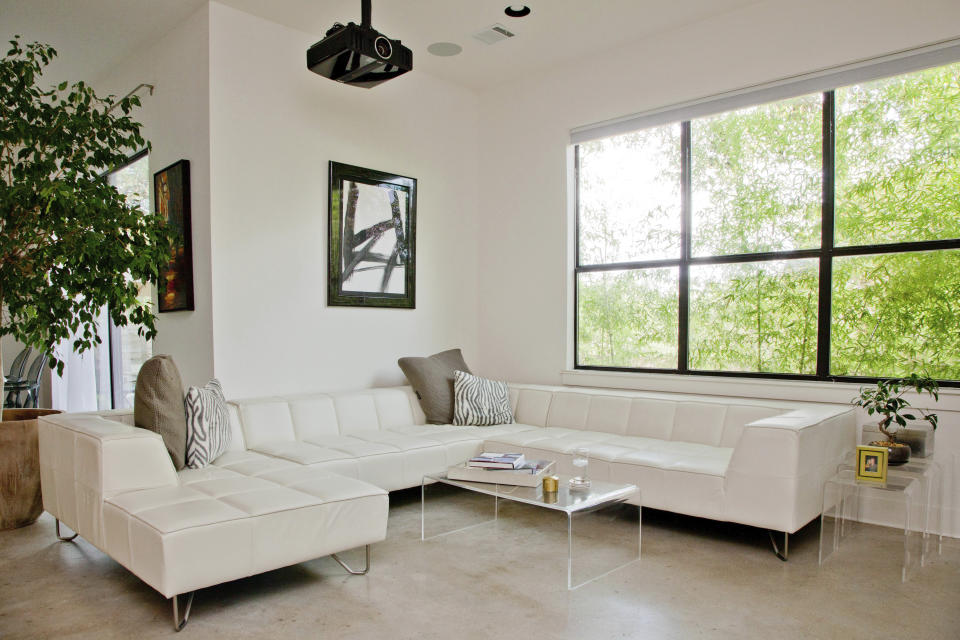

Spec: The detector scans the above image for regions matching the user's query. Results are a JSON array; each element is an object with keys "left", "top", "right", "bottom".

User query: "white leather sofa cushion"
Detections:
[
  {"left": 672, "top": 402, "right": 727, "bottom": 446},
  {"left": 237, "top": 399, "right": 296, "bottom": 447},
  {"left": 225, "top": 403, "right": 246, "bottom": 452},
  {"left": 514, "top": 388, "right": 553, "bottom": 426},
  {"left": 626, "top": 398, "right": 676, "bottom": 439},
  {"left": 545, "top": 392, "right": 592, "bottom": 429},
  {"left": 372, "top": 388, "right": 418, "bottom": 428},
  {"left": 212, "top": 449, "right": 302, "bottom": 476},
  {"left": 331, "top": 392, "right": 383, "bottom": 434},
  {"left": 252, "top": 441, "right": 354, "bottom": 465},
  {"left": 386, "top": 424, "right": 482, "bottom": 443},
  {"left": 484, "top": 431, "right": 733, "bottom": 476},
  {"left": 349, "top": 431, "right": 447, "bottom": 451},
  {"left": 585, "top": 395, "right": 632, "bottom": 434},
  {"left": 288, "top": 396, "right": 340, "bottom": 441}
]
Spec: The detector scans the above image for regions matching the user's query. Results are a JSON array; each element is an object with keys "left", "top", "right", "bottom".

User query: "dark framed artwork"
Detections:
[
  {"left": 153, "top": 159, "right": 195, "bottom": 312},
  {"left": 328, "top": 161, "right": 416, "bottom": 308}
]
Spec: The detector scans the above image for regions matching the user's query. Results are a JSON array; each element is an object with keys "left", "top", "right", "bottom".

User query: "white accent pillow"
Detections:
[
  {"left": 184, "top": 379, "right": 231, "bottom": 469},
  {"left": 453, "top": 370, "right": 514, "bottom": 426}
]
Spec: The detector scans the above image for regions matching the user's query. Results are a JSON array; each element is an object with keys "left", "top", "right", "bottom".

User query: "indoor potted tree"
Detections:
[
  {"left": 852, "top": 374, "right": 939, "bottom": 465},
  {"left": 0, "top": 38, "right": 170, "bottom": 529}
]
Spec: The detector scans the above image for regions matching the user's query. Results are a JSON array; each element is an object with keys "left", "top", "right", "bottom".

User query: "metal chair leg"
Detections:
[
  {"left": 330, "top": 544, "right": 371, "bottom": 575},
  {"left": 55, "top": 519, "right": 78, "bottom": 542},
  {"left": 768, "top": 530, "right": 788, "bottom": 561},
  {"left": 172, "top": 592, "right": 194, "bottom": 632}
]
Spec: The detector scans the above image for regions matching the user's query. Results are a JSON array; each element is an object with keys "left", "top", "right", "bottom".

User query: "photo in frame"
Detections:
[
  {"left": 328, "top": 161, "right": 416, "bottom": 308},
  {"left": 855, "top": 444, "right": 888, "bottom": 484},
  {"left": 153, "top": 159, "right": 194, "bottom": 312}
]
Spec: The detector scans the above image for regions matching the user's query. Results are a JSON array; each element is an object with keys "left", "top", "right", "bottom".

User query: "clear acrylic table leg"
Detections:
[
  {"left": 421, "top": 477, "right": 498, "bottom": 540},
  {"left": 567, "top": 502, "right": 641, "bottom": 590}
]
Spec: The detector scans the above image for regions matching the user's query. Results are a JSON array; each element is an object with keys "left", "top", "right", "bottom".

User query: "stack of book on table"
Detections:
[
  {"left": 468, "top": 452, "right": 525, "bottom": 469},
  {"left": 447, "top": 452, "right": 556, "bottom": 487}
]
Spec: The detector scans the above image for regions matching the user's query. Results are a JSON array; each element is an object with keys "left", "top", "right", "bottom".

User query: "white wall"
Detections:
[
  {"left": 93, "top": 4, "right": 215, "bottom": 388},
  {"left": 475, "top": 0, "right": 960, "bottom": 535},
  {"left": 207, "top": 2, "right": 480, "bottom": 397}
]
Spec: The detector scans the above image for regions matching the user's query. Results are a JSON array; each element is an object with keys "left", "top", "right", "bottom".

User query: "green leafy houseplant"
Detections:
[
  {"left": 852, "top": 374, "right": 939, "bottom": 459},
  {"left": 0, "top": 37, "right": 170, "bottom": 403}
]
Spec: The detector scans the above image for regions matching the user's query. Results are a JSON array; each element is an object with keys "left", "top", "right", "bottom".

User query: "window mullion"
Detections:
[
  {"left": 573, "top": 144, "right": 581, "bottom": 367},
  {"left": 816, "top": 91, "right": 836, "bottom": 378},
  {"left": 678, "top": 121, "right": 692, "bottom": 373}
]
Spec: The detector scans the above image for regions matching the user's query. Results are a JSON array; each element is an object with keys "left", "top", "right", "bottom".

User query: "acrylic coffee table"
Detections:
[{"left": 421, "top": 472, "right": 640, "bottom": 589}]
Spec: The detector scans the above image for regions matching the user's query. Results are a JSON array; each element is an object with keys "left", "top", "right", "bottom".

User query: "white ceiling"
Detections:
[
  {"left": 0, "top": 0, "right": 208, "bottom": 86},
  {"left": 0, "top": 0, "right": 760, "bottom": 90}
]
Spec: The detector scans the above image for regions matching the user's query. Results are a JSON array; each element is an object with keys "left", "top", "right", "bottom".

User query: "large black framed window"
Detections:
[{"left": 574, "top": 60, "right": 960, "bottom": 384}]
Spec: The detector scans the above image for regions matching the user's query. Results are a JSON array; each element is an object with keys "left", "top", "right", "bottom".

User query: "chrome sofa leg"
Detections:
[
  {"left": 330, "top": 544, "right": 371, "bottom": 575},
  {"left": 55, "top": 519, "right": 78, "bottom": 542},
  {"left": 768, "top": 530, "right": 788, "bottom": 561},
  {"left": 172, "top": 592, "right": 194, "bottom": 632}
]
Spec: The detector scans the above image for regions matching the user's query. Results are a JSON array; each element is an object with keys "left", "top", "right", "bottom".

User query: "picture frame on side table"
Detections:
[
  {"left": 328, "top": 161, "right": 416, "bottom": 308},
  {"left": 153, "top": 159, "right": 195, "bottom": 312},
  {"left": 855, "top": 445, "right": 888, "bottom": 484}
]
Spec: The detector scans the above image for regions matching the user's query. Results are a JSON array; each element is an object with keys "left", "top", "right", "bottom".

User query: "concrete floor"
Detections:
[{"left": 1, "top": 486, "right": 958, "bottom": 639}]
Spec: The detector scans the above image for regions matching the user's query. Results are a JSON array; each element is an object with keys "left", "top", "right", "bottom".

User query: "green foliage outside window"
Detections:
[
  {"left": 577, "top": 269, "right": 678, "bottom": 369},
  {"left": 577, "top": 60, "right": 960, "bottom": 380}
]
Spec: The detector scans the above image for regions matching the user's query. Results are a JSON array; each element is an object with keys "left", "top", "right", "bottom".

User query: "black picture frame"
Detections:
[
  {"left": 153, "top": 159, "right": 195, "bottom": 312},
  {"left": 328, "top": 161, "right": 417, "bottom": 308}
]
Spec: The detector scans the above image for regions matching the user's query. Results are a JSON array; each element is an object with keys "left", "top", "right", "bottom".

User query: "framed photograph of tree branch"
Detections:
[{"left": 328, "top": 161, "right": 416, "bottom": 308}]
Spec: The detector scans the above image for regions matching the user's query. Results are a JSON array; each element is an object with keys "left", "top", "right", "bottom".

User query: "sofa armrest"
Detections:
[
  {"left": 723, "top": 408, "right": 855, "bottom": 533},
  {"left": 38, "top": 412, "right": 178, "bottom": 551}
]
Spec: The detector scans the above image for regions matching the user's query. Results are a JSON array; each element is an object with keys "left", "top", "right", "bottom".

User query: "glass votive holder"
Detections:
[{"left": 569, "top": 447, "right": 591, "bottom": 489}]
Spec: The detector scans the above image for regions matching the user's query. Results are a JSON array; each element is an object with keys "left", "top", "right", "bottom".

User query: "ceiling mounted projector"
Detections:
[{"left": 307, "top": 0, "right": 412, "bottom": 88}]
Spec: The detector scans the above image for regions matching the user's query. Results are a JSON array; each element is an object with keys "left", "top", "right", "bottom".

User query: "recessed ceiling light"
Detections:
[
  {"left": 504, "top": 5, "right": 531, "bottom": 18},
  {"left": 427, "top": 42, "right": 463, "bottom": 57}
]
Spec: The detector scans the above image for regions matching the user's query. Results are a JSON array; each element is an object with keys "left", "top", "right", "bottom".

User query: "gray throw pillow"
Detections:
[
  {"left": 398, "top": 348, "right": 472, "bottom": 424},
  {"left": 134, "top": 355, "right": 187, "bottom": 469},
  {"left": 452, "top": 371, "right": 514, "bottom": 426},
  {"left": 184, "top": 379, "right": 231, "bottom": 469}
]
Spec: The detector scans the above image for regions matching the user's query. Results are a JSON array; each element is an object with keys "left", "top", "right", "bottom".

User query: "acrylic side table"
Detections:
[{"left": 819, "top": 458, "right": 943, "bottom": 582}]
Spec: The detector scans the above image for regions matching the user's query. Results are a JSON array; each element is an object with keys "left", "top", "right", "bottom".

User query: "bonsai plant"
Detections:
[
  {"left": 852, "top": 373, "right": 939, "bottom": 464},
  {"left": 0, "top": 37, "right": 170, "bottom": 528}
]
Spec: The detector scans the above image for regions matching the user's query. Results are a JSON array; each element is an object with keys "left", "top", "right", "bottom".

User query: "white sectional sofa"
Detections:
[{"left": 38, "top": 382, "right": 855, "bottom": 629}]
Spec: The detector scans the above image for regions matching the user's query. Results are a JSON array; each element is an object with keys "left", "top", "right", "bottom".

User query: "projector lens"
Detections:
[{"left": 374, "top": 36, "right": 392, "bottom": 60}]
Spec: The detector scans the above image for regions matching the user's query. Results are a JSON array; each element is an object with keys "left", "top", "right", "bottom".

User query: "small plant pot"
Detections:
[
  {"left": 869, "top": 440, "right": 911, "bottom": 465},
  {"left": 1, "top": 408, "right": 61, "bottom": 530}
]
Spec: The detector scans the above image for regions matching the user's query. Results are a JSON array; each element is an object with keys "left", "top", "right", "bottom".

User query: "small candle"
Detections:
[{"left": 542, "top": 475, "right": 559, "bottom": 493}]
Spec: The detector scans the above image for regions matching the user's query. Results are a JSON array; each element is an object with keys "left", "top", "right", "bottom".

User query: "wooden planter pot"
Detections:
[{"left": 1, "top": 408, "right": 61, "bottom": 530}]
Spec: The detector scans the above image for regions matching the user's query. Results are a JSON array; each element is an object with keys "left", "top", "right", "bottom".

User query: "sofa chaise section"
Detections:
[{"left": 37, "top": 411, "right": 388, "bottom": 631}]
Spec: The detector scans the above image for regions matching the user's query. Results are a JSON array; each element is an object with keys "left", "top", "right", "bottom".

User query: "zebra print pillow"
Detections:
[
  {"left": 452, "top": 370, "right": 514, "bottom": 426},
  {"left": 184, "top": 379, "right": 231, "bottom": 469}
]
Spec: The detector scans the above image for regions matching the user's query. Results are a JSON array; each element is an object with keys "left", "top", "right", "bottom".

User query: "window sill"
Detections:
[{"left": 560, "top": 369, "right": 960, "bottom": 412}]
